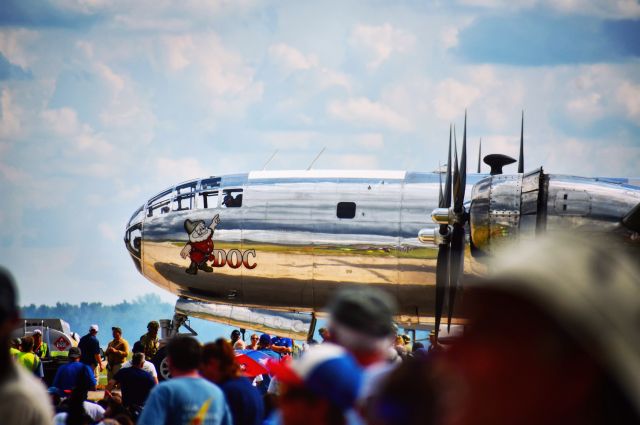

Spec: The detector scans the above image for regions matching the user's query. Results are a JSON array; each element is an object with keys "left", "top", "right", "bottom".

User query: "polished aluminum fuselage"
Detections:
[{"left": 125, "top": 169, "right": 640, "bottom": 331}]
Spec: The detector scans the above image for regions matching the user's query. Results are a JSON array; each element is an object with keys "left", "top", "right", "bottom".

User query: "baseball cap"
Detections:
[
  {"left": 112, "top": 326, "right": 122, "bottom": 333},
  {"left": 328, "top": 287, "right": 397, "bottom": 337},
  {"left": 259, "top": 333, "right": 271, "bottom": 345},
  {"left": 272, "top": 343, "right": 363, "bottom": 411},
  {"left": 231, "top": 329, "right": 241, "bottom": 337},
  {"left": 68, "top": 346, "right": 81, "bottom": 359},
  {"left": 90, "top": 324, "right": 99, "bottom": 332},
  {"left": 33, "top": 329, "right": 42, "bottom": 335},
  {"left": 0, "top": 267, "right": 18, "bottom": 322}
]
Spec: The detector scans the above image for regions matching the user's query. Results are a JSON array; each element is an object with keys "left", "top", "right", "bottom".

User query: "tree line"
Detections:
[{"left": 20, "top": 294, "right": 231, "bottom": 348}]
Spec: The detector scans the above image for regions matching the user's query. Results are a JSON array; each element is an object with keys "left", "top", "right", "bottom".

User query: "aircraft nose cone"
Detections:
[{"left": 124, "top": 206, "right": 144, "bottom": 273}]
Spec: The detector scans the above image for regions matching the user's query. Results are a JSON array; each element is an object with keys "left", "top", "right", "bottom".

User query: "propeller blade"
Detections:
[
  {"left": 453, "top": 125, "right": 460, "bottom": 211},
  {"left": 448, "top": 111, "right": 468, "bottom": 330},
  {"left": 444, "top": 125, "right": 452, "bottom": 208},
  {"left": 456, "top": 111, "right": 467, "bottom": 212},
  {"left": 434, "top": 242, "right": 450, "bottom": 340},
  {"left": 477, "top": 138, "right": 482, "bottom": 173},
  {"left": 438, "top": 162, "right": 444, "bottom": 208},
  {"left": 518, "top": 110, "right": 524, "bottom": 173},
  {"left": 447, "top": 223, "right": 465, "bottom": 330}
]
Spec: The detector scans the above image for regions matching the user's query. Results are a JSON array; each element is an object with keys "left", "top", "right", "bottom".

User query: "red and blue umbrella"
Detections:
[{"left": 234, "top": 350, "right": 274, "bottom": 378}]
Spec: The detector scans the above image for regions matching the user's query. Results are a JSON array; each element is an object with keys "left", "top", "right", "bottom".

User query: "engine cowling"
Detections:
[{"left": 470, "top": 168, "right": 543, "bottom": 254}]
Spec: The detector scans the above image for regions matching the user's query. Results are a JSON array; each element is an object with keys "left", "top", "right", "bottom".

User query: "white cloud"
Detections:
[
  {"left": 267, "top": 43, "right": 351, "bottom": 93},
  {"left": 356, "top": 133, "right": 385, "bottom": 150},
  {"left": 332, "top": 154, "right": 380, "bottom": 169},
  {"left": 164, "top": 35, "right": 194, "bottom": 71},
  {"left": 328, "top": 97, "right": 412, "bottom": 131},
  {"left": 0, "top": 29, "right": 38, "bottom": 68},
  {"left": 0, "top": 162, "right": 29, "bottom": 183},
  {"left": 99, "top": 222, "right": 118, "bottom": 241},
  {"left": 41, "top": 107, "right": 80, "bottom": 137},
  {"left": 440, "top": 26, "right": 460, "bottom": 50},
  {"left": 0, "top": 89, "right": 23, "bottom": 139},
  {"left": 433, "top": 79, "right": 482, "bottom": 121},
  {"left": 263, "top": 131, "right": 318, "bottom": 149},
  {"left": 159, "top": 33, "right": 264, "bottom": 122},
  {"left": 458, "top": 0, "right": 640, "bottom": 18},
  {"left": 616, "top": 81, "right": 640, "bottom": 122},
  {"left": 566, "top": 92, "right": 604, "bottom": 121},
  {"left": 41, "top": 107, "right": 116, "bottom": 158},
  {"left": 349, "top": 23, "right": 415, "bottom": 70},
  {"left": 268, "top": 43, "right": 318, "bottom": 72},
  {"left": 155, "top": 157, "right": 210, "bottom": 184}
]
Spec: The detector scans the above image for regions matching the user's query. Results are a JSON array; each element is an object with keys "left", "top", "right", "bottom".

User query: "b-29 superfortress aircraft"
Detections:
[{"left": 124, "top": 116, "right": 640, "bottom": 378}]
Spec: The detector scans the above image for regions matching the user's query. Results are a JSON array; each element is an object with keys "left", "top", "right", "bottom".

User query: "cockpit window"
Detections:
[
  {"left": 200, "top": 190, "right": 219, "bottom": 209},
  {"left": 173, "top": 182, "right": 197, "bottom": 211},
  {"left": 221, "top": 189, "right": 243, "bottom": 208},
  {"left": 147, "top": 189, "right": 173, "bottom": 217},
  {"left": 201, "top": 178, "right": 221, "bottom": 190}
]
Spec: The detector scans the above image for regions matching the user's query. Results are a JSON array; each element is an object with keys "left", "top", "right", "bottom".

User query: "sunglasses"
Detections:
[{"left": 251, "top": 337, "right": 259, "bottom": 340}]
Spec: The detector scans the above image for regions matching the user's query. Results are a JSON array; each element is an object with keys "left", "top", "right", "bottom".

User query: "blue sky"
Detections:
[{"left": 0, "top": 0, "right": 639, "bottom": 306}]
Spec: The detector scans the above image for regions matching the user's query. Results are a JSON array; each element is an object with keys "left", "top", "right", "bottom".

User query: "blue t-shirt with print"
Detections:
[
  {"left": 270, "top": 337, "right": 292, "bottom": 350},
  {"left": 137, "top": 376, "right": 232, "bottom": 425}
]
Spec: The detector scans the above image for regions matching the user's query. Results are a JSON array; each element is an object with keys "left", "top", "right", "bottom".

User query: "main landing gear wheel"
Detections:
[{"left": 152, "top": 347, "right": 171, "bottom": 381}]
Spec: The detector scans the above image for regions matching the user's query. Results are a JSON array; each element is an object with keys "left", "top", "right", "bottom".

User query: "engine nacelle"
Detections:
[{"left": 469, "top": 169, "right": 640, "bottom": 255}]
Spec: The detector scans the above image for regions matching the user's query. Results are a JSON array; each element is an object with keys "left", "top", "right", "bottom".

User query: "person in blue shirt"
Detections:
[
  {"left": 52, "top": 346, "right": 97, "bottom": 392},
  {"left": 270, "top": 336, "right": 292, "bottom": 357},
  {"left": 106, "top": 352, "right": 155, "bottom": 409},
  {"left": 255, "top": 334, "right": 279, "bottom": 395},
  {"left": 78, "top": 324, "right": 102, "bottom": 381},
  {"left": 201, "top": 339, "right": 264, "bottom": 425},
  {"left": 137, "top": 336, "right": 232, "bottom": 425}
]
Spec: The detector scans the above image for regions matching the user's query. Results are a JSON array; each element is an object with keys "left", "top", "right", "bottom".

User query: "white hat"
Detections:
[
  {"left": 90, "top": 324, "right": 99, "bottom": 332},
  {"left": 33, "top": 329, "right": 42, "bottom": 335}
]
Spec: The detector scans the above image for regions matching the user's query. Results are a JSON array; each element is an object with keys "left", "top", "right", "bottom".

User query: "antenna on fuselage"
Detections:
[
  {"left": 262, "top": 150, "right": 279, "bottom": 170},
  {"left": 518, "top": 110, "right": 524, "bottom": 173},
  {"left": 307, "top": 147, "right": 326, "bottom": 170}
]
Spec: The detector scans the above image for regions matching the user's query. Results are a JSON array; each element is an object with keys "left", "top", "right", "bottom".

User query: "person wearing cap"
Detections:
[
  {"left": 0, "top": 266, "right": 54, "bottom": 424},
  {"left": 137, "top": 335, "right": 232, "bottom": 425},
  {"left": 200, "top": 338, "right": 264, "bottom": 425},
  {"left": 254, "top": 333, "right": 279, "bottom": 395},
  {"left": 121, "top": 340, "right": 159, "bottom": 383},
  {"left": 325, "top": 286, "right": 401, "bottom": 419},
  {"left": 400, "top": 334, "right": 412, "bottom": 352},
  {"left": 32, "top": 329, "right": 48, "bottom": 358},
  {"left": 79, "top": 324, "right": 103, "bottom": 381},
  {"left": 52, "top": 346, "right": 97, "bottom": 392},
  {"left": 326, "top": 287, "right": 398, "bottom": 367},
  {"left": 139, "top": 320, "right": 160, "bottom": 360},
  {"left": 230, "top": 329, "right": 246, "bottom": 350},
  {"left": 106, "top": 326, "right": 129, "bottom": 382},
  {"left": 271, "top": 343, "right": 363, "bottom": 425},
  {"left": 437, "top": 233, "right": 640, "bottom": 425}
]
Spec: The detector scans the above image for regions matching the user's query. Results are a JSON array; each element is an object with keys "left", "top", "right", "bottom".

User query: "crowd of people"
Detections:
[{"left": 1, "top": 233, "right": 639, "bottom": 425}]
